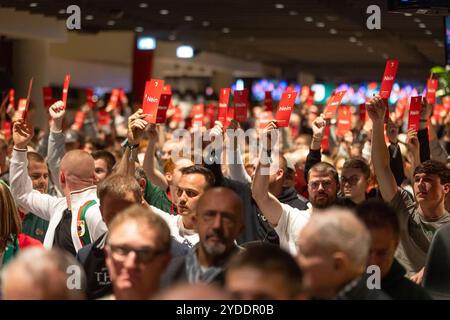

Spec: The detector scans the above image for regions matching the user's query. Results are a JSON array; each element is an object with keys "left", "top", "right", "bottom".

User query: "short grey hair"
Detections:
[
  {"left": 1, "top": 248, "right": 86, "bottom": 300},
  {"left": 306, "top": 208, "right": 371, "bottom": 267}
]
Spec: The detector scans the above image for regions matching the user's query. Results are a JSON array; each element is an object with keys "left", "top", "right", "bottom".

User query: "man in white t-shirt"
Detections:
[{"left": 252, "top": 121, "right": 342, "bottom": 255}]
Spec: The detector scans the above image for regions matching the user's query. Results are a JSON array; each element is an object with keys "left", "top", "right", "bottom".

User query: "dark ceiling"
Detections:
[{"left": 0, "top": 0, "right": 448, "bottom": 82}]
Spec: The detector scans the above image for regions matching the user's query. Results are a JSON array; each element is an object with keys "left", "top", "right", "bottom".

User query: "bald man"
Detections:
[
  {"left": 296, "top": 208, "right": 390, "bottom": 300},
  {"left": 10, "top": 119, "right": 106, "bottom": 255},
  {"left": 161, "top": 187, "right": 244, "bottom": 287}
]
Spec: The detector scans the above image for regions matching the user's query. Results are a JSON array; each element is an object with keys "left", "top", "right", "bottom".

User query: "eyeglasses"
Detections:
[
  {"left": 309, "top": 180, "right": 334, "bottom": 190},
  {"left": 107, "top": 244, "right": 167, "bottom": 263},
  {"left": 341, "top": 176, "right": 361, "bottom": 186},
  {"left": 176, "top": 187, "right": 200, "bottom": 198}
]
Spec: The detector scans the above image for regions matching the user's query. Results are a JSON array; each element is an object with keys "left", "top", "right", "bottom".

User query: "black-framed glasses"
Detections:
[
  {"left": 309, "top": 180, "right": 334, "bottom": 190},
  {"left": 107, "top": 244, "right": 167, "bottom": 263}
]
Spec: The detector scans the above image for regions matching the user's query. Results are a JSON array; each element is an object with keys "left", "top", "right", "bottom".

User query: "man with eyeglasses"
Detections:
[
  {"left": 161, "top": 187, "right": 244, "bottom": 287},
  {"left": 253, "top": 121, "right": 346, "bottom": 255},
  {"left": 104, "top": 204, "right": 171, "bottom": 300}
]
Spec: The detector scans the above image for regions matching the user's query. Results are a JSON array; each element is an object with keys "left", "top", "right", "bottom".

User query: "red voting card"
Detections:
[
  {"left": 142, "top": 79, "right": 164, "bottom": 123},
  {"left": 426, "top": 79, "right": 438, "bottom": 105},
  {"left": 8, "top": 89, "right": 14, "bottom": 110},
  {"left": 62, "top": 74, "right": 70, "bottom": 109},
  {"left": 108, "top": 89, "right": 120, "bottom": 110},
  {"left": 205, "top": 103, "right": 217, "bottom": 126},
  {"left": 321, "top": 125, "right": 330, "bottom": 153},
  {"left": 286, "top": 86, "right": 294, "bottom": 93},
  {"left": 359, "top": 103, "right": 367, "bottom": 123},
  {"left": 43, "top": 87, "right": 53, "bottom": 108},
  {"left": 234, "top": 89, "right": 248, "bottom": 123},
  {"left": 323, "top": 91, "right": 347, "bottom": 120},
  {"left": 97, "top": 109, "right": 111, "bottom": 126},
  {"left": 275, "top": 91, "right": 298, "bottom": 127},
  {"left": 432, "top": 104, "right": 444, "bottom": 123},
  {"left": 156, "top": 94, "right": 172, "bottom": 123},
  {"left": 86, "top": 88, "right": 94, "bottom": 109},
  {"left": 380, "top": 60, "right": 399, "bottom": 99},
  {"left": 259, "top": 111, "right": 274, "bottom": 130},
  {"left": 336, "top": 105, "right": 352, "bottom": 137},
  {"left": 408, "top": 96, "right": 422, "bottom": 132},
  {"left": 380, "top": 60, "right": 399, "bottom": 120},
  {"left": 1, "top": 121, "right": 12, "bottom": 141},
  {"left": 264, "top": 91, "right": 273, "bottom": 112},
  {"left": 162, "top": 85, "right": 172, "bottom": 95},
  {"left": 218, "top": 88, "right": 230, "bottom": 124},
  {"left": 74, "top": 111, "right": 85, "bottom": 130},
  {"left": 192, "top": 104, "right": 204, "bottom": 129},
  {"left": 395, "top": 98, "right": 407, "bottom": 120},
  {"left": 444, "top": 97, "right": 450, "bottom": 113}
]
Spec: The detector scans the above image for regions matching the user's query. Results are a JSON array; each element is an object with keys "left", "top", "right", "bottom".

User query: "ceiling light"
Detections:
[
  {"left": 139, "top": 3, "right": 148, "bottom": 8},
  {"left": 326, "top": 15, "right": 339, "bottom": 21},
  {"left": 304, "top": 17, "right": 314, "bottom": 22},
  {"left": 425, "top": 30, "right": 432, "bottom": 35},
  {"left": 168, "top": 34, "right": 176, "bottom": 41},
  {"left": 58, "top": 9, "right": 65, "bottom": 14},
  {"left": 29, "top": 2, "right": 38, "bottom": 7},
  {"left": 176, "top": 45, "right": 194, "bottom": 59},
  {"left": 316, "top": 22, "right": 325, "bottom": 28},
  {"left": 137, "top": 37, "right": 156, "bottom": 50},
  {"left": 436, "top": 41, "right": 443, "bottom": 47},
  {"left": 107, "top": 20, "right": 115, "bottom": 26},
  {"left": 85, "top": 15, "right": 94, "bottom": 20},
  {"left": 413, "top": 18, "right": 421, "bottom": 23},
  {"left": 135, "top": 26, "right": 144, "bottom": 33},
  {"left": 222, "top": 27, "right": 230, "bottom": 34},
  {"left": 289, "top": 10, "right": 298, "bottom": 16},
  {"left": 329, "top": 28, "right": 337, "bottom": 35},
  {"left": 418, "top": 23, "right": 426, "bottom": 28},
  {"left": 159, "top": 9, "right": 169, "bottom": 15},
  {"left": 184, "top": 16, "right": 193, "bottom": 21},
  {"left": 404, "top": 13, "right": 412, "bottom": 17},
  {"left": 275, "top": 3, "right": 284, "bottom": 9},
  {"left": 202, "top": 21, "right": 210, "bottom": 27},
  {"left": 349, "top": 36, "right": 357, "bottom": 43}
]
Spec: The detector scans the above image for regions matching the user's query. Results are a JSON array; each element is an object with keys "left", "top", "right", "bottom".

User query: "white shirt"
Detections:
[
  {"left": 150, "top": 206, "right": 199, "bottom": 248},
  {"left": 274, "top": 203, "right": 311, "bottom": 255}
]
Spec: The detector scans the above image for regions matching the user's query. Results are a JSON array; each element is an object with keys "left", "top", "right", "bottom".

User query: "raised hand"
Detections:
[
  {"left": 260, "top": 120, "right": 278, "bottom": 152},
  {"left": 366, "top": 95, "right": 385, "bottom": 124},
  {"left": 406, "top": 128, "right": 420, "bottom": 158},
  {"left": 209, "top": 120, "right": 224, "bottom": 140},
  {"left": 146, "top": 123, "right": 158, "bottom": 143},
  {"left": 13, "top": 119, "right": 34, "bottom": 149},
  {"left": 127, "top": 109, "right": 148, "bottom": 145},
  {"left": 312, "top": 113, "right": 326, "bottom": 138},
  {"left": 49, "top": 100, "right": 66, "bottom": 121}
]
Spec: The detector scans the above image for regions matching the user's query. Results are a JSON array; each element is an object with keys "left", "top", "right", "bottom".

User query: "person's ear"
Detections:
[
  {"left": 60, "top": 171, "right": 65, "bottom": 185},
  {"left": 332, "top": 252, "right": 347, "bottom": 271},
  {"left": 165, "top": 172, "right": 173, "bottom": 183},
  {"left": 443, "top": 183, "right": 450, "bottom": 194}
]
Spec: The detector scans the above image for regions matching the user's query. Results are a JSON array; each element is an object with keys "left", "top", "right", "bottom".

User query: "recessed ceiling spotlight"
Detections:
[
  {"left": 349, "top": 36, "right": 357, "bottom": 43},
  {"left": 316, "top": 22, "right": 325, "bottom": 28},
  {"left": 29, "top": 2, "right": 38, "bottom": 8},
  {"left": 289, "top": 10, "right": 298, "bottom": 16},
  {"left": 184, "top": 16, "right": 193, "bottom": 21},
  {"left": 413, "top": 18, "right": 421, "bottom": 23},
  {"left": 418, "top": 23, "right": 426, "bottom": 28},
  {"left": 135, "top": 26, "right": 144, "bottom": 33},
  {"left": 85, "top": 15, "right": 94, "bottom": 21},
  {"left": 367, "top": 47, "right": 374, "bottom": 53},
  {"left": 159, "top": 9, "right": 169, "bottom": 15},
  {"left": 275, "top": 3, "right": 284, "bottom": 9},
  {"left": 404, "top": 13, "right": 412, "bottom": 17},
  {"left": 107, "top": 20, "right": 115, "bottom": 26},
  {"left": 58, "top": 9, "right": 65, "bottom": 14},
  {"left": 329, "top": 28, "right": 337, "bottom": 35},
  {"left": 168, "top": 34, "right": 176, "bottom": 41},
  {"left": 304, "top": 17, "right": 314, "bottom": 22},
  {"left": 202, "top": 21, "right": 210, "bottom": 27},
  {"left": 139, "top": 3, "right": 148, "bottom": 8},
  {"left": 425, "top": 30, "right": 432, "bottom": 35},
  {"left": 222, "top": 27, "right": 230, "bottom": 34}
]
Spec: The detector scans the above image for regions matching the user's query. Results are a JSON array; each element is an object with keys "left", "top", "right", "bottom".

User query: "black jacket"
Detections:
[
  {"left": 335, "top": 275, "right": 391, "bottom": 300},
  {"left": 382, "top": 259, "right": 432, "bottom": 300}
]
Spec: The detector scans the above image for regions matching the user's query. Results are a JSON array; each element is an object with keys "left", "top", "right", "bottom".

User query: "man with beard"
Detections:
[
  {"left": 252, "top": 121, "right": 341, "bottom": 255},
  {"left": 161, "top": 187, "right": 244, "bottom": 287}
]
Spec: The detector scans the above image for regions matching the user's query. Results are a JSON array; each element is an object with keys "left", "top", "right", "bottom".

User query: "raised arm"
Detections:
[
  {"left": 47, "top": 101, "right": 66, "bottom": 195},
  {"left": 142, "top": 124, "right": 168, "bottom": 190},
  {"left": 304, "top": 114, "right": 326, "bottom": 181},
  {"left": 226, "top": 120, "right": 252, "bottom": 184},
  {"left": 251, "top": 121, "right": 283, "bottom": 226},
  {"left": 368, "top": 96, "right": 398, "bottom": 202}
]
